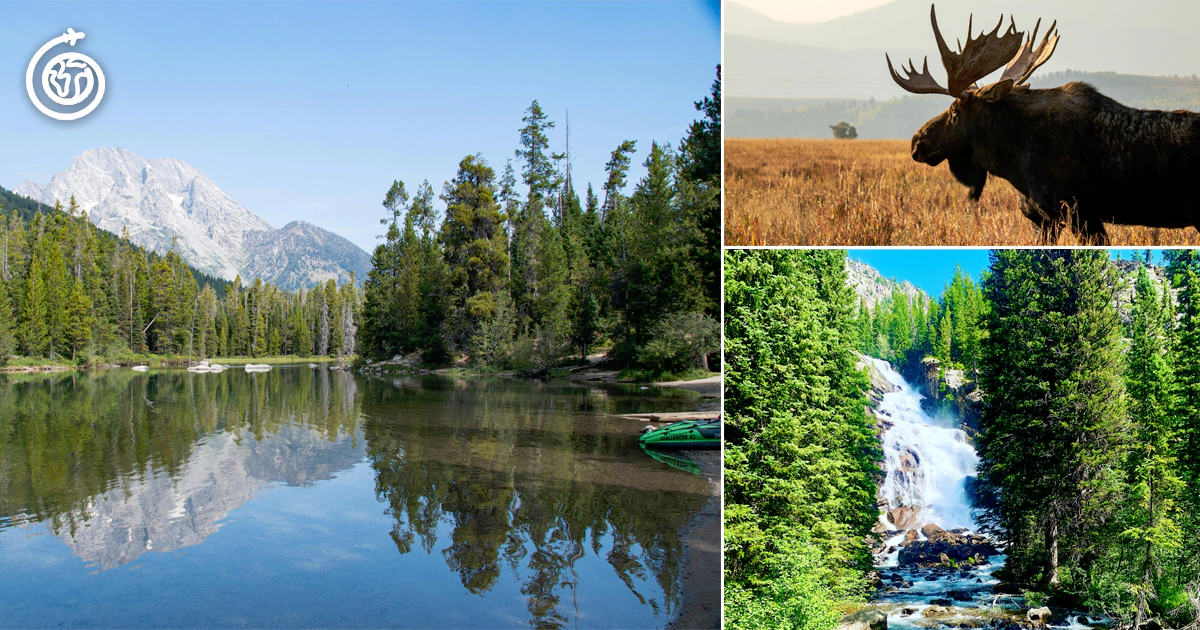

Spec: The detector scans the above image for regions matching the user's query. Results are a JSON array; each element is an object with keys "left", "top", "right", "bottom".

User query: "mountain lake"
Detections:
[{"left": 0, "top": 366, "right": 716, "bottom": 628}]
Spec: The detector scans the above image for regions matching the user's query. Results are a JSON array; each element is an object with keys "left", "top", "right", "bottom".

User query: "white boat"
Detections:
[
  {"left": 131, "top": 365, "right": 149, "bottom": 372},
  {"left": 244, "top": 364, "right": 272, "bottom": 372}
]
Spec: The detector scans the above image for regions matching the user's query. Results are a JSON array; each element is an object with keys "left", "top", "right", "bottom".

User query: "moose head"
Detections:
[{"left": 886, "top": 5, "right": 1058, "bottom": 199}]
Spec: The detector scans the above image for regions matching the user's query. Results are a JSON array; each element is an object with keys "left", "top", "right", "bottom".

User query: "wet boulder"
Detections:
[
  {"left": 930, "top": 598, "right": 953, "bottom": 606},
  {"left": 888, "top": 507, "right": 922, "bottom": 531},
  {"left": 1026, "top": 607, "right": 1053, "bottom": 624},
  {"left": 921, "top": 523, "right": 948, "bottom": 539},
  {"left": 923, "top": 606, "right": 955, "bottom": 618},
  {"left": 948, "top": 590, "right": 974, "bottom": 601},
  {"left": 896, "top": 535, "right": 1000, "bottom": 566},
  {"left": 864, "top": 571, "right": 882, "bottom": 589},
  {"left": 837, "top": 608, "right": 888, "bottom": 630}
]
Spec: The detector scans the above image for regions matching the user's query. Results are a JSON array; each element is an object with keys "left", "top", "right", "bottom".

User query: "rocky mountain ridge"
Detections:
[
  {"left": 846, "top": 258, "right": 927, "bottom": 312},
  {"left": 15, "top": 148, "right": 370, "bottom": 290}
]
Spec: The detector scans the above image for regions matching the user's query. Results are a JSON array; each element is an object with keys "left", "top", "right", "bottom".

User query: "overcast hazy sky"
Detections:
[
  {"left": 0, "top": 1, "right": 720, "bottom": 252},
  {"left": 734, "top": 0, "right": 892, "bottom": 24}
]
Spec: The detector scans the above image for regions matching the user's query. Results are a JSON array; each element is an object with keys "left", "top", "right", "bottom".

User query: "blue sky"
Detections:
[
  {"left": 0, "top": 1, "right": 720, "bottom": 251},
  {"left": 849, "top": 249, "right": 1179, "bottom": 298}
]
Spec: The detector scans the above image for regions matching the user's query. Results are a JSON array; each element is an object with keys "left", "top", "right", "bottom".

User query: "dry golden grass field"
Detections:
[{"left": 724, "top": 138, "right": 1200, "bottom": 246}]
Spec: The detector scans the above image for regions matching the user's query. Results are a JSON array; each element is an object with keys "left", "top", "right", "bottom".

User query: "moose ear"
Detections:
[{"left": 976, "top": 79, "right": 1015, "bottom": 102}]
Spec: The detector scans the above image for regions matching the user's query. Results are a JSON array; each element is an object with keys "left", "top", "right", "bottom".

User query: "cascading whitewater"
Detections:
[{"left": 870, "top": 357, "right": 979, "bottom": 532}]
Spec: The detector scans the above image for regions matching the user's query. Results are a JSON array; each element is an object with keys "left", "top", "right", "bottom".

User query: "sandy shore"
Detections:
[
  {"left": 666, "top": 448, "right": 721, "bottom": 629},
  {"left": 653, "top": 375, "right": 722, "bottom": 630}
]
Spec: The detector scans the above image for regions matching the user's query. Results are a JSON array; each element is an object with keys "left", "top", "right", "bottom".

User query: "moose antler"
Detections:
[
  {"left": 999, "top": 18, "right": 1059, "bottom": 85},
  {"left": 886, "top": 55, "right": 951, "bottom": 95},
  {"left": 887, "top": 5, "right": 1027, "bottom": 97}
]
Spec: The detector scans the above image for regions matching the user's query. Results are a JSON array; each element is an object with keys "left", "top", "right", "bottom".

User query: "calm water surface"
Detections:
[{"left": 0, "top": 366, "right": 711, "bottom": 628}]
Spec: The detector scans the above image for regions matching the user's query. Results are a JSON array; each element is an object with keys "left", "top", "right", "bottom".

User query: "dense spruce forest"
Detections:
[
  {"left": 0, "top": 191, "right": 360, "bottom": 365},
  {"left": 724, "top": 249, "right": 880, "bottom": 630},
  {"left": 358, "top": 68, "right": 721, "bottom": 373},
  {"left": 724, "top": 249, "right": 1200, "bottom": 630}
]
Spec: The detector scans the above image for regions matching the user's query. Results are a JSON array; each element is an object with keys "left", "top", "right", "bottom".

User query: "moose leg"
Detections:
[
  {"left": 1071, "top": 213, "right": 1110, "bottom": 245},
  {"left": 1020, "top": 195, "right": 1063, "bottom": 244}
]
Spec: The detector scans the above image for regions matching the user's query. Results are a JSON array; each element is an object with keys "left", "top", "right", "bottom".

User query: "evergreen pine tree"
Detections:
[
  {"left": 978, "top": 250, "right": 1129, "bottom": 586},
  {"left": 1123, "top": 266, "right": 1184, "bottom": 626}
]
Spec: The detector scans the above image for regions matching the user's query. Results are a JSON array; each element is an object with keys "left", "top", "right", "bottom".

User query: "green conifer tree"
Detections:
[{"left": 978, "top": 250, "right": 1129, "bottom": 586}]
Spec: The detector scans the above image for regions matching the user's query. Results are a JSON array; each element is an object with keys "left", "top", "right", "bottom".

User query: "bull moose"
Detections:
[{"left": 887, "top": 5, "right": 1200, "bottom": 244}]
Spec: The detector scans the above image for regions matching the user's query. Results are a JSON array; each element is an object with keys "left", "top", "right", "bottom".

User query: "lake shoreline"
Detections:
[{"left": 0, "top": 355, "right": 341, "bottom": 373}]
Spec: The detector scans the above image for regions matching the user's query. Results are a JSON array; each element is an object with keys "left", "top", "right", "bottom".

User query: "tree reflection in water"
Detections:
[{"left": 362, "top": 376, "right": 710, "bottom": 628}]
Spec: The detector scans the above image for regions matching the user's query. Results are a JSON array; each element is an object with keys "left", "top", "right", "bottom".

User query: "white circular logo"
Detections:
[{"left": 27, "top": 28, "right": 106, "bottom": 121}]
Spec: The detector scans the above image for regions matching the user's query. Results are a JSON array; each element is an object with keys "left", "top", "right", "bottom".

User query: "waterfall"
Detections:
[
  {"left": 867, "top": 358, "right": 1103, "bottom": 628},
  {"left": 870, "top": 357, "right": 979, "bottom": 533}
]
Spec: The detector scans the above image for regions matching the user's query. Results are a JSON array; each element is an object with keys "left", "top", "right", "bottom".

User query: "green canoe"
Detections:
[{"left": 638, "top": 418, "right": 721, "bottom": 449}]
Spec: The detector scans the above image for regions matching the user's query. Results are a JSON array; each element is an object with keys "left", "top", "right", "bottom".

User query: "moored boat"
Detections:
[{"left": 638, "top": 418, "right": 721, "bottom": 449}]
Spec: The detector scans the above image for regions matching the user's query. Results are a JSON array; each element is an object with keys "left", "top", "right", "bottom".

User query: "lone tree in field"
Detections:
[{"left": 830, "top": 122, "right": 858, "bottom": 140}]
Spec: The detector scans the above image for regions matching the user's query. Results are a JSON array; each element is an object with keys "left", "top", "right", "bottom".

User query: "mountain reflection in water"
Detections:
[{"left": 0, "top": 367, "right": 710, "bottom": 628}]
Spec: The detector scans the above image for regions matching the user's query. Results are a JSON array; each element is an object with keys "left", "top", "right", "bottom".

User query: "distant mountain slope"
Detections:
[
  {"left": 725, "top": 34, "right": 923, "bottom": 100},
  {"left": 15, "top": 148, "right": 370, "bottom": 289},
  {"left": 846, "top": 258, "right": 927, "bottom": 311},
  {"left": 241, "top": 221, "right": 371, "bottom": 290},
  {"left": 728, "top": 71, "right": 1200, "bottom": 139}
]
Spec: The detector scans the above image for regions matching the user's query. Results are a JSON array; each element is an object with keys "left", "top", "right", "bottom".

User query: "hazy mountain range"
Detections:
[
  {"left": 15, "top": 148, "right": 370, "bottom": 290},
  {"left": 728, "top": 70, "right": 1200, "bottom": 139},
  {"left": 728, "top": 0, "right": 1200, "bottom": 102}
]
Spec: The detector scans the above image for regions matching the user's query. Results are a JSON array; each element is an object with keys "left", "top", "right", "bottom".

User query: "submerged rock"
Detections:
[
  {"left": 948, "top": 590, "right": 974, "bottom": 601},
  {"left": 838, "top": 607, "right": 888, "bottom": 630}
]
